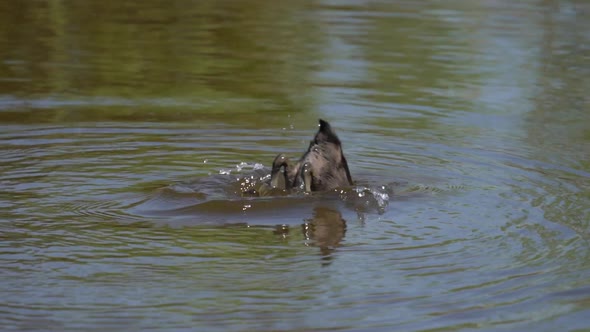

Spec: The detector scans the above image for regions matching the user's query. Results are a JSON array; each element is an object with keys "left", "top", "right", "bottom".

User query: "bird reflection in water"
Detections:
[
  {"left": 302, "top": 206, "right": 347, "bottom": 263},
  {"left": 272, "top": 207, "right": 346, "bottom": 264}
]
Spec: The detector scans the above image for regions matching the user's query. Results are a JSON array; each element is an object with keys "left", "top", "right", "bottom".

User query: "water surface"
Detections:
[{"left": 1, "top": 1, "right": 590, "bottom": 331}]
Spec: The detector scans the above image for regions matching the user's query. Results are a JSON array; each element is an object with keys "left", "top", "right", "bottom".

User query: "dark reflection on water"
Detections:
[
  {"left": 302, "top": 207, "right": 347, "bottom": 261},
  {"left": 1, "top": 0, "right": 590, "bottom": 331}
]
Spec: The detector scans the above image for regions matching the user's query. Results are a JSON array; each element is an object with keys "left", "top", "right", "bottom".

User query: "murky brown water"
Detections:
[{"left": 1, "top": 1, "right": 590, "bottom": 331}]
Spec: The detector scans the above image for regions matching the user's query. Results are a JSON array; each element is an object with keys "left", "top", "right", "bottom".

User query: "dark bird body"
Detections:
[{"left": 271, "top": 119, "right": 353, "bottom": 192}]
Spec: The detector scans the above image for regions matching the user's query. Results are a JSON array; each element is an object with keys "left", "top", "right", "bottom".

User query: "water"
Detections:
[{"left": 1, "top": 0, "right": 590, "bottom": 331}]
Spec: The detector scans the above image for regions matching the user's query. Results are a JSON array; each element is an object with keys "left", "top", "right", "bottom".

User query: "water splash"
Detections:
[
  {"left": 340, "top": 185, "right": 391, "bottom": 214},
  {"left": 135, "top": 161, "right": 396, "bottom": 221},
  {"left": 228, "top": 162, "right": 394, "bottom": 213},
  {"left": 219, "top": 162, "right": 265, "bottom": 175}
]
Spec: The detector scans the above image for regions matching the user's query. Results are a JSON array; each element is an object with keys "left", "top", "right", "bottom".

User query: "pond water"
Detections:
[{"left": 1, "top": 1, "right": 590, "bottom": 331}]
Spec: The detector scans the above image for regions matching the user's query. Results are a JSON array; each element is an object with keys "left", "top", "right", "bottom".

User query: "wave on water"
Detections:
[{"left": 130, "top": 162, "right": 396, "bottom": 224}]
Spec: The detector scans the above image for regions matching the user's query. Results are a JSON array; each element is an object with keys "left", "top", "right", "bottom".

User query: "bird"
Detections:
[{"left": 270, "top": 119, "right": 353, "bottom": 192}]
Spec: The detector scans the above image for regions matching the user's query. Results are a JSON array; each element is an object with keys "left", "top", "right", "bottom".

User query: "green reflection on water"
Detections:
[{"left": 0, "top": 1, "right": 323, "bottom": 124}]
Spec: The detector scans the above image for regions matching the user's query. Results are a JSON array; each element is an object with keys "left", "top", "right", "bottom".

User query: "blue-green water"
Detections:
[{"left": 1, "top": 1, "right": 589, "bottom": 331}]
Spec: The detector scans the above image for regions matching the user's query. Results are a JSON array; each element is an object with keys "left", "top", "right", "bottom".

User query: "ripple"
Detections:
[
  {"left": 61, "top": 195, "right": 146, "bottom": 223},
  {"left": 128, "top": 161, "right": 398, "bottom": 227},
  {"left": 1, "top": 0, "right": 589, "bottom": 330}
]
